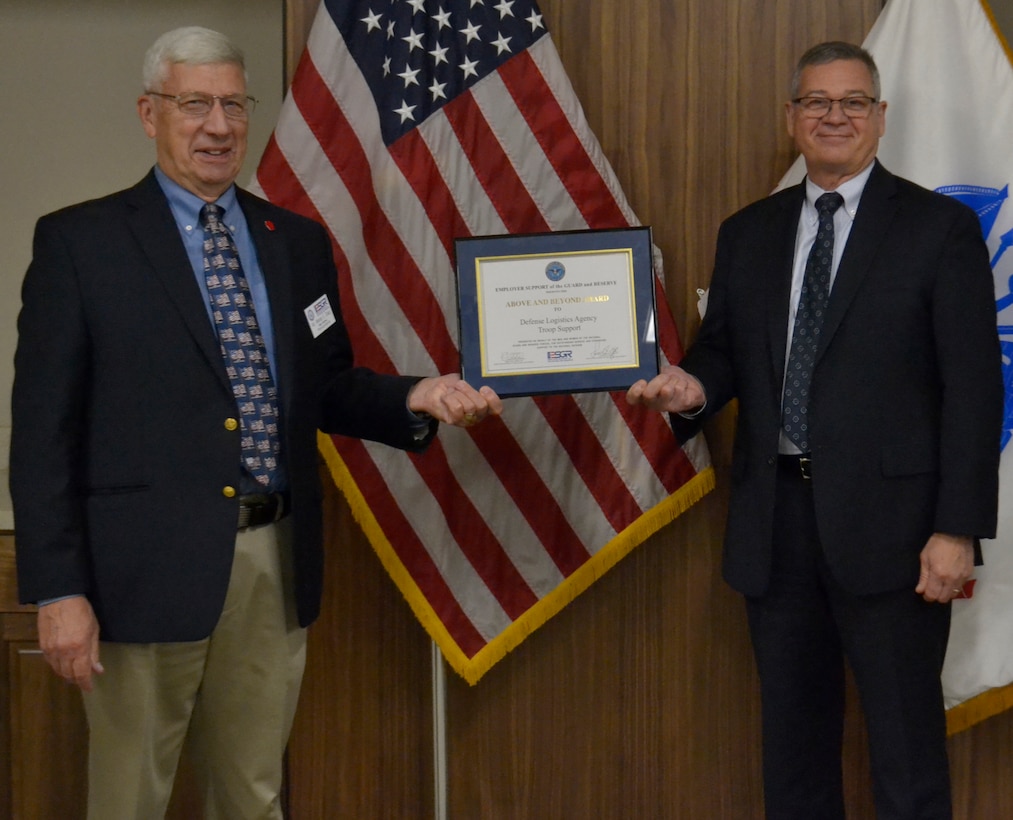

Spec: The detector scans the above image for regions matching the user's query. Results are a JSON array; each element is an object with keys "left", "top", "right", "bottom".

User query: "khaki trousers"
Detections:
[{"left": 83, "top": 520, "right": 307, "bottom": 820}]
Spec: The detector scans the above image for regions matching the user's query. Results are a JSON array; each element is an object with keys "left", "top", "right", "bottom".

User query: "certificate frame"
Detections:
[{"left": 454, "top": 226, "right": 658, "bottom": 398}]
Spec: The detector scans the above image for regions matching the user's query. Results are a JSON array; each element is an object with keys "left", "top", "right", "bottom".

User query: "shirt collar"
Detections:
[
  {"left": 153, "top": 165, "right": 240, "bottom": 229},
  {"left": 803, "top": 160, "right": 875, "bottom": 223}
]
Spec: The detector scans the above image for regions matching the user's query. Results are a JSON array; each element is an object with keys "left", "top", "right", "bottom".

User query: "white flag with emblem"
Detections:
[{"left": 865, "top": 0, "right": 1013, "bottom": 732}]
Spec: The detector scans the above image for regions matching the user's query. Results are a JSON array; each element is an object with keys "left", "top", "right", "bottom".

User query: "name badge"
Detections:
[{"left": 305, "top": 294, "right": 336, "bottom": 338}]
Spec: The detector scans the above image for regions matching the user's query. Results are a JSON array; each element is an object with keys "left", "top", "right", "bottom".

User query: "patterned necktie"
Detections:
[
  {"left": 201, "top": 203, "right": 281, "bottom": 488},
  {"left": 781, "top": 191, "right": 844, "bottom": 453}
]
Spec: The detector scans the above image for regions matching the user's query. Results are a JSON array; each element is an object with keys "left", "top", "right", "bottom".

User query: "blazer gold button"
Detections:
[
  {"left": 224, "top": 417, "right": 239, "bottom": 431},
  {"left": 223, "top": 486, "right": 236, "bottom": 498}
]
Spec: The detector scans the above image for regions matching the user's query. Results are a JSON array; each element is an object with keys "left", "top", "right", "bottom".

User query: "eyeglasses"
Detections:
[
  {"left": 146, "top": 91, "right": 257, "bottom": 119},
  {"left": 792, "top": 95, "right": 879, "bottom": 119}
]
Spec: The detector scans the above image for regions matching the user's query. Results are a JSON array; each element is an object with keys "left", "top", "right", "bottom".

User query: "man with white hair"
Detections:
[{"left": 10, "top": 26, "right": 501, "bottom": 818}]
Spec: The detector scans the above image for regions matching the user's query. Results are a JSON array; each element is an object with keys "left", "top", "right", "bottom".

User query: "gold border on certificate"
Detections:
[{"left": 474, "top": 247, "right": 640, "bottom": 377}]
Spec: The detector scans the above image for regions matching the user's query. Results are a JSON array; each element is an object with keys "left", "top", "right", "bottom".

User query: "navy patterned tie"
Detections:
[
  {"left": 781, "top": 192, "right": 844, "bottom": 453},
  {"left": 201, "top": 203, "right": 281, "bottom": 488}
]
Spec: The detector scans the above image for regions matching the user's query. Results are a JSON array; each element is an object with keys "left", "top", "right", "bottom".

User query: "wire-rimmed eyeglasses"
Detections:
[
  {"left": 146, "top": 91, "right": 257, "bottom": 120},
  {"left": 792, "top": 95, "right": 879, "bottom": 119}
]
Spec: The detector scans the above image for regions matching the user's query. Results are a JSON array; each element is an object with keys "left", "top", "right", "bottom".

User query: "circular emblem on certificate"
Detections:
[{"left": 545, "top": 261, "right": 566, "bottom": 282}]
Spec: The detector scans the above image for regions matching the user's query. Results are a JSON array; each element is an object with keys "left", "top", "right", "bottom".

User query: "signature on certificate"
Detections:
[{"left": 588, "top": 342, "right": 621, "bottom": 361}]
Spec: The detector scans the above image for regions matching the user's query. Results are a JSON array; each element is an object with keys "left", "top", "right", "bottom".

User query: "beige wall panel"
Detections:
[{"left": 0, "top": 0, "right": 285, "bottom": 477}]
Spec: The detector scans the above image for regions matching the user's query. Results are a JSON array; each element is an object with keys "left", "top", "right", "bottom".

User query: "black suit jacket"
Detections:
[
  {"left": 676, "top": 161, "right": 1003, "bottom": 597},
  {"left": 10, "top": 171, "right": 436, "bottom": 641}
]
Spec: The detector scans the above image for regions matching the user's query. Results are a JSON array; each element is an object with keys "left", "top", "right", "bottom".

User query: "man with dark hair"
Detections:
[
  {"left": 10, "top": 25, "right": 501, "bottom": 819},
  {"left": 629, "top": 41, "right": 1002, "bottom": 818}
]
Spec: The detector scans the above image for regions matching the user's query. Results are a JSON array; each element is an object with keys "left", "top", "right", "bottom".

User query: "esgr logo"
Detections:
[
  {"left": 306, "top": 295, "right": 329, "bottom": 321},
  {"left": 547, "top": 350, "right": 573, "bottom": 361}
]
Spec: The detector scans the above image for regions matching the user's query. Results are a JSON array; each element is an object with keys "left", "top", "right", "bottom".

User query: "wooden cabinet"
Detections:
[{"left": 1, "top": 534, "right": 87, "bottom": 820}]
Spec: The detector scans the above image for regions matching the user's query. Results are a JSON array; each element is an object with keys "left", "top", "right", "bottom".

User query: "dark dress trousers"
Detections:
[{"left": 11, "top": 170, "right": 436, "bottom": 642}]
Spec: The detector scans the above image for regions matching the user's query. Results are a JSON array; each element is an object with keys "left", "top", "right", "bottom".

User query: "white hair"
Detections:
[{"left": 142, "top": 26, "right": 246, "bottom": 92}]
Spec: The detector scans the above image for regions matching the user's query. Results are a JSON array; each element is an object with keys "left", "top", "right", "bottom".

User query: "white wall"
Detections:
[{"left": 0, "top": 0, "right": 284, "bottom": 488}]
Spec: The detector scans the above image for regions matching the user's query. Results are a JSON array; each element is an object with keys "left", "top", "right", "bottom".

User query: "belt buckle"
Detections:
[
  {"left": 237, "top": 493, "right": 277, "bottom": 529},
  {"left": 799, "top": 456, "right": 812, "bottom": 480}
]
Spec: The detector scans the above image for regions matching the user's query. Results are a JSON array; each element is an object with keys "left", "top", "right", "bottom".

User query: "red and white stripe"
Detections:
[{"left": 252, "top": 4, "right": 710, "bottom": 671}]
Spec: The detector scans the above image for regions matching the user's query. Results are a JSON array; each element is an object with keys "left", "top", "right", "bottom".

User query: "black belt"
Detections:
[
  {"left": 237, "top": 492, "right": 289, "bottom": 529},
  {"left": 777, "top": 454, "right": 813, "bottom": 480}
]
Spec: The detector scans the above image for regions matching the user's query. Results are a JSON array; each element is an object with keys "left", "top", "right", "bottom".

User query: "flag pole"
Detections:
[{"left": 432, "top": 640, "right": 448, "bottom": 820}]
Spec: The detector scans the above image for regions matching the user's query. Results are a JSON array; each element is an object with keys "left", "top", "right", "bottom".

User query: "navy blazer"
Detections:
[
  {"left": 676, "top": 161, "right": 1003, "bottom": 597},
  {"left": 11, "top": 171, "right": 435, "bottom": 641}
]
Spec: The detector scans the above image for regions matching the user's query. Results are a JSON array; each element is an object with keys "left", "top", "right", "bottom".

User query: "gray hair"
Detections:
[
  {"left": 142, "top": 26, "right": 246, "bottom": 92},
  {"left": 790, "top": 41, "right": 881, "bottom": 100}
]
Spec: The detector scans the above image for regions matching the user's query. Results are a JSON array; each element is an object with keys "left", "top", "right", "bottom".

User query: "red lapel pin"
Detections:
[{"left": 265, "top": 220, "right": 276, "bottom": 231}]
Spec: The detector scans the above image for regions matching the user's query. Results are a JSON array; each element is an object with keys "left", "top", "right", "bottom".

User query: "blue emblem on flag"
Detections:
[
  {"left": 545, "top": 260, "right": 565, "bottom": 281},
  {"left": 939, "top": 183, "right": 1013, "bottom": 450}
]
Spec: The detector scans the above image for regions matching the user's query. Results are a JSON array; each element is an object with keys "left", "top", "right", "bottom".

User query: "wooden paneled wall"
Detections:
[{"left": 283, "top": 1, "right": 1013, "bottom": 818}]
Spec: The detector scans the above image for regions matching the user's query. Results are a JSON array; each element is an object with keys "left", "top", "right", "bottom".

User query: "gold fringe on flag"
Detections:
[
  {"left": 317, "top": 430, "right": 715, "bottom": 685},
  {"left": 946, "top": 680, "right": 1013, "bottom": 736}
]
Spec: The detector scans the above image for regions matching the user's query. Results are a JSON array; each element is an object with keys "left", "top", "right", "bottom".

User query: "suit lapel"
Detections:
[
  {"left": 817, "top": 162, "right": 899, "bottom": 363},
  {"left": 124, "top": 173, "right": 232, "bottom": 394}
]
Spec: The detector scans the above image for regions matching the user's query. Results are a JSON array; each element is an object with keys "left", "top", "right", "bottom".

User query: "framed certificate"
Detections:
[{"left": 455, "top": 226, "right": 658, "bottom": 397}]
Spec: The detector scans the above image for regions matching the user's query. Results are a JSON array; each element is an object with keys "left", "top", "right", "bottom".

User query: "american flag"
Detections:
[{"left": 252, "top": 0, "right": 713, "bottom": 683}]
